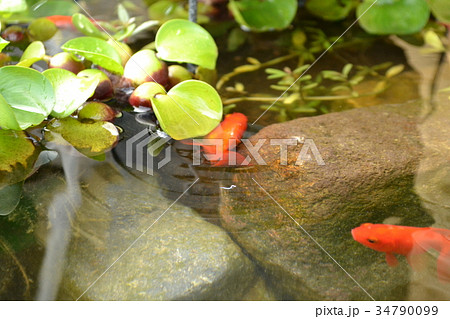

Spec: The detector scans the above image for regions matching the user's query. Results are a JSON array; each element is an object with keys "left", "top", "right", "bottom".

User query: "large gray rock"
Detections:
[
  {"left": 26, "top": 158, "right": 255, "bottom": 300},
  {"left": 220, "top": 100, "right": 437, "bottom": 300}
]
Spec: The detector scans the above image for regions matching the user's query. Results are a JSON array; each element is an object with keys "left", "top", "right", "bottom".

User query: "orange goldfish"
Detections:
[
  {"left": 45, "top": 15, "right": 101, "bottom": 29},
  {"left": 182, "top": 112, "right": 248, "bottom": 166},
  {"left": 352, "top": 223, "right": 450, "bottom": 282}
]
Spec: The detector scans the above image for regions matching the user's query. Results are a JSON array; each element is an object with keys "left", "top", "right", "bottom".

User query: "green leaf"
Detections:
[
  {"left": 385, "top": 64, "right": 404, "bottom": 78},
  {"left": 0, "top": 93, "right": 21, "bottom": 130},
  {"left": 45, "top": 117, "right": 119, "bottom": 157},
  {"left": 0, "top": 182, "right": 23, "bottom": 216},
  {"left": 266, "top": 68, "right": 287, "bottom": 79},
  {"left": 148, "top": 1, "right": 187, "bottom": 21},
  {"left": 357, "top": 0, "right": 430, "bottom": 35},
  {"left": 0, "top": 130, "right": 40, "bottom": 188},
  {"left": 114, "top": 23, "right": 136, "bottom": 42},
  {"left": 150, "top": 80, "right": 223, "bottom": 140},
  {"left": 428, "top": 0, "right": 450, "bottom": 23},
  {"left": 227, "top": 27, "right": 247, "bottom": 52},
  {"left": 0, "top": 37, "right": 9, "bottom": 52},
  {"left": 31, "top": 0, "right": 79, "bottom": 18},
  {"left": 0, "top": 0, "right": 27, "bottom": 12},
  {"left": 155, "top": 19, "right": 218, "bottom": 69},
  {"left": 72, "top": 13, "right": 108, "bottom": 39},
  {"left": 17, "top": 41, "right": 45, "bottom": 67},
  {"left": 131, "top": 20, "right": 159, "bottom": 37},
  {"left": 0, "top": 66, "right": 55, "bottom": 130},
  {"left": 27, "top": 17, "right": 58, "bottom": 41},
  {"left": 61, "top": 36, "right": 124, "bottom": 75},
  {"left": 117, "top": 3, "right": 130, "bottom": 24},
  {"left": 342, "top": 64, "right": 353, "bottom": 78},
  {"left": 423, "top": 30, "right": 445, "bottom": 52},
  {"left": 42, "top": 68, "right": 99, "bottom": 118},
  {"left": 305, "top": 0, "right": 354, "bottom": 21},
  {"left": 228, "top": 0, "right": 297, "bottom": 31}
]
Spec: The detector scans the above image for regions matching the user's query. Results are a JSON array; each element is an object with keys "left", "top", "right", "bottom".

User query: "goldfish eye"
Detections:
[{"left": 367, "top": 238, "right": 377, "bottom": 244}]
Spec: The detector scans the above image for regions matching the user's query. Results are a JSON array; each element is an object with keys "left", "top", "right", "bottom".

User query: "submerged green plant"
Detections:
[{"left": 223, "top": 62, "right": 404, "bottom": 122}]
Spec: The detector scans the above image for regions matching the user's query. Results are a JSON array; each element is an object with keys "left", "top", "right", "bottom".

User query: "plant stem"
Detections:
[
  {"left": 187, "top": 0, "right": 198, "bottom": 73},
  {"left": 0, "top": 235, "right": 30, "bottom": 298},
  {"left": 188, "top": 0, "right": 198, "bottom": 23},
  {"left": 222, "top": 86, "right": 388, "bottom": 105},
  {"left": 216, "top": 53, "right": 299, "bottom": 90}
]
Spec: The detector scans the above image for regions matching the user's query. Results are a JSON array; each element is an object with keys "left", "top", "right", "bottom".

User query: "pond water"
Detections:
[{"left": 1, "top": 1, "right": 450, "bottom": 301}]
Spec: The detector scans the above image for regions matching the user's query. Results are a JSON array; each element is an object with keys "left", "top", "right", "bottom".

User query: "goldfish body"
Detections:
[
  {"left": 182, "top": 112, "right": 248, "bottom": 166},
  {"left": 45, "top": 15, "right": 75, "bottom": 29},
  {"left": 352, "top": 223, "right": 450, "bottom": 282},
  {"left": 46, "top": 15, "right": 100, "bottom": 29}
]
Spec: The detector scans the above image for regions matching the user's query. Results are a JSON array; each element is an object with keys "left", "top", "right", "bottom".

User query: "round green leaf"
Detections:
[
  {"left": 357, "top": 0, "right": 430, "bottom": 35},
  {"left": 61, "top": 37, "right": 124, "bottom": 75},
  {"left": 0, "top": 130, "right": 39, "bottom": 188},
  {"left": 0, "top": 93, "right": 21, "bottom": 130},
  {"left": 43, "top": 68, "right": 100, "bottom": 118},
  {"left": 32, "top": 0, "right": 79, "bottom": 18},
  {"left": 0, "top": 37, "right": 9, "bottom": 52},
  {"left": 148, "top": 1, "right": 187, "bottom": 21},
  {"left": 0, "top": 0, "right": 27, "bottom": 12},
  {"left": 306, "top": 0, "right": 354, "bottom": 21},
  {"left": 27, "top": 17, "right": 58, "bottom": 41},
  {"left": 155, "top": 19, "right": 218, "bottom": 69},
  {"left": 228, "top": 0, "right": 297, "bottom": 31},
  {"left": 428, "top": 0, "right": 450, "bottom": 23},
  {"left": 0, "top": 66, "right": 55, "bottom": 130},
  {"left": 45, "top": 117, "right": 119, "bottom": 157},
  {"left": 72, "top": 13, "right": 108, "bottom": 39},
  {"left": 150, "top": 80, "right": 223, "bottom": 140},
  {"left": 17, "top": 41, "right": 45, "bottom": 67}
]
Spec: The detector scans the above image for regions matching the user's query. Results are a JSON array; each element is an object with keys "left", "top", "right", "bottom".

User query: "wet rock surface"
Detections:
[
  {"left": 25, "top": 158, "right": 255, "bottom": 300},
  {"left": 0, "top": 197, "right": 42, "bottom": 300},
  {"left": 220, "top": 100, "right": 436, "bottom": 300}
]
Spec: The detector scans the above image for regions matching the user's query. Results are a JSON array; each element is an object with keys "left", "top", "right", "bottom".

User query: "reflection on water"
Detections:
[
  {"left": 36, "top": 146, "right": 82, "bottom": 300},
  {"left": 410, "top": 46, "right": 450, "bottom": 300}
]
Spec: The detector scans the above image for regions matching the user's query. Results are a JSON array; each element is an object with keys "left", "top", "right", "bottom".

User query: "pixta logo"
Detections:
[
  {"left": 126, "top": 130, "right": 325, "bottom": 175},
  {"left": 126, "top": 129, "right": 171, "bottom": 175},
  {"left": 191, "top": 137, "right": 325, "bottom": 166}
]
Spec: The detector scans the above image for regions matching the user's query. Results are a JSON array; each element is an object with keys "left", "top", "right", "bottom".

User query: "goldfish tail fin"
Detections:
[
  {"left": 437, "top": 247, "right": 450, "bottom": 283},
  {"left": 406, "top": 253, "right": 427, "bottom": 272},
  {"left": 385, "top": 253, "right": 399, "bottom": 267}
]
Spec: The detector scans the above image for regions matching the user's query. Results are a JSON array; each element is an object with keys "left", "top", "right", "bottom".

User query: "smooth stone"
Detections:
[
  {"left": 25, "top": 157, "right": 255, "bottom": 300},
  {"left": 220, "top": 100, "right": 437, "bottom": 300}
]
